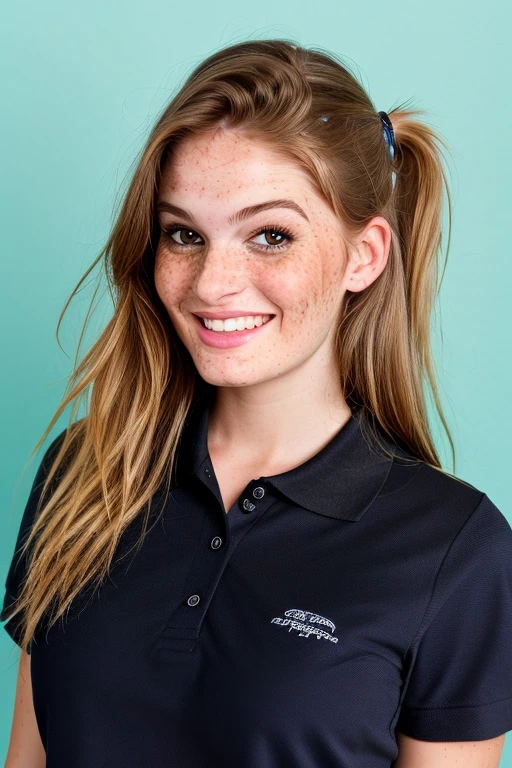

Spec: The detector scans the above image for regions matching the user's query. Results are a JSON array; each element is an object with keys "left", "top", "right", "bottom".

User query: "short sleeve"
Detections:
[
  {"left": 1, "top": 427, "right": 69, "bottom": 654},
  {"left": 396, "top": 492, "right": 512, "bottom": 741}
]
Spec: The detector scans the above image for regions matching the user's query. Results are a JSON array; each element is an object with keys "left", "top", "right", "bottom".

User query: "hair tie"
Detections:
[
  {"left": 378, "top": 111, "right": 395, "bottom": 160},
  {"left": 378, "top": 111, "right": 396, "bottom": 189}
]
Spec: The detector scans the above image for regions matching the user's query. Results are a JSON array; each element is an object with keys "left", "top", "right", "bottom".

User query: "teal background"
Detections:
[{"left": 1, "top": 0, "right": 510, "bottom": 762}]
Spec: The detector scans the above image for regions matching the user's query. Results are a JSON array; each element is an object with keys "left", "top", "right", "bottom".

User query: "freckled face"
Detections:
[{"left": 154, "top": 129, "right": 349, "bottom": 388}]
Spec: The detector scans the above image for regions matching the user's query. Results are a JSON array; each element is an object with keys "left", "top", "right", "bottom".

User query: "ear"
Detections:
[{"left": 343, "top": 216, "right": 392, "bottom": 293}]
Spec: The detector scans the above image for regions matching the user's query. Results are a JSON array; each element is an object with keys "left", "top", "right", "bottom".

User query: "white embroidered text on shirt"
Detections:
[{"left": 271, "top": 608, "right": 339, "bottom": 643}]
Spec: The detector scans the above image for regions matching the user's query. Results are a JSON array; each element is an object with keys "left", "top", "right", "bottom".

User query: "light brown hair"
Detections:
[{"left": 5, "top": 40, "right": 460, "bottom": 654}]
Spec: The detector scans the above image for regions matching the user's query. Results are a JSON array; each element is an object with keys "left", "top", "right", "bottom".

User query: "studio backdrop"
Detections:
[{"left": 1, "top": 0, "right": 510, "bottom": 764}]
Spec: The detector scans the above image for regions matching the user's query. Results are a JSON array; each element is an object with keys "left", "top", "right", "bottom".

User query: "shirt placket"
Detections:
[{"left": 152, "top": 454, "right": 276, "bottom": 658}]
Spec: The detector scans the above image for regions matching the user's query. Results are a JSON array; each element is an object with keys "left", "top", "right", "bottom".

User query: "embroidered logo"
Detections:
[{"left": 271, "top": 608, "right": 339, "bottom": 643}]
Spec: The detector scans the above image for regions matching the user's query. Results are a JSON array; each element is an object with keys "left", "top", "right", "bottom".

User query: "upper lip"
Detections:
[{"left": 192, "top": 311, "right": 275, "bottom": 320}]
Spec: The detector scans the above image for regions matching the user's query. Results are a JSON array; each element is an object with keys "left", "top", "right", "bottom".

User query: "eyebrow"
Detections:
[{"left": 156, "top": 198, "right": 310, "bottom": 225}]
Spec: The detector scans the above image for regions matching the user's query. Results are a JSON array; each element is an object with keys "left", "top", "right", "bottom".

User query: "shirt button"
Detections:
[
  {"left": 252, "top": 486, "right": 265, "bottom": 499},
  {"left": 210, "top": 536, "right": 223, "bottom": 550},
  {"left": 241, "top": 498, "right": 256, "bottom": 513},
  {"left": 186, "top": 594, "right": 201, "bottom": 607}
]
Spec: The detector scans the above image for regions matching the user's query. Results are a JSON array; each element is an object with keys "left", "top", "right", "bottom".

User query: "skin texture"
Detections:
[
  {"left": 154, "top": 127, "right": 508, "bottom": 766},
  {"left": 155, "top": 126, "right": 391, "bottom": 471}
]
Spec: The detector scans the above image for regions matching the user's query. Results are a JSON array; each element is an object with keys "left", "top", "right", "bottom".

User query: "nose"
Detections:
[{"left": 193, "top": 243, "right": 248, "bottom": 304}]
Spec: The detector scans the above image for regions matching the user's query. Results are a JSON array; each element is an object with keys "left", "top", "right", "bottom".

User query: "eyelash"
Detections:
[{"left": 160, "top": 223, "right": 295, "bottom": 253}]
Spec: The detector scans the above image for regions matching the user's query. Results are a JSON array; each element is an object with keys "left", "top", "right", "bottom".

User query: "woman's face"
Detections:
[{"left": 154, "top": 128, "right": 388, "bottom": 389}]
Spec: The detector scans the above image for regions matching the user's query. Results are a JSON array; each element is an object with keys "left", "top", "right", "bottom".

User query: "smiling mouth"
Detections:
[{"left": 197, "top": 315, "right": 275, "bottom": 332}]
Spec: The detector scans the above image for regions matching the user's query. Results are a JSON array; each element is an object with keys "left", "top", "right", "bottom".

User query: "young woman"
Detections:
[{"left": 2, "top": 40, "right": 511, "bottom": 768}]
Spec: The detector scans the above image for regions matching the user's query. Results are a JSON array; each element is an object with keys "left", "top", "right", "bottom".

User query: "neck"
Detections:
[{"left": 206, "top": 362, "right": 352, "bottom": 476}]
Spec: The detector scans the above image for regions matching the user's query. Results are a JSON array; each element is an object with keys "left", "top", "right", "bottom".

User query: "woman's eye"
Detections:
[
  {"left": 160, "top": 225, "right": 294, "bottom": 252},
  {"left": 251, "top": 228, "right": 292, "bottom": 250},
  {"left": 167, "top": 228, "right": 202, "bottom": 247}
]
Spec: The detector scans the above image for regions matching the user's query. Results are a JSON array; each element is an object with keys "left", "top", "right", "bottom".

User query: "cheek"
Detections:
[
  {"left": 259, "top": 245, "right": 340, "bottom": 327},
  {"left": 319, "top": 234, "right": 346, "bottom": 298},
  {"left": 154, "top": 248, "right": 192, "bottom": 309}
]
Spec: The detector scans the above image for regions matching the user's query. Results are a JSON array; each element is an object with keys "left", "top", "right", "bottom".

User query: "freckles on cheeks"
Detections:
[
  {"left": 259, "top": 247, "right": 322, "bottom": 347},
  {"left": 293, "top": 239, "right": 340, "bottom": 314},
  {"left": 153, "top": 235, "right": 341, "bottom": 350},
  {"left": 281, "top": 237, "right": 343, "bottom": 349},
  {"left": 154, "top": 247, "right": 193, "bottom": 311},
  {"left": 319, "top": 234, "right": 346, "bottom": 307}
]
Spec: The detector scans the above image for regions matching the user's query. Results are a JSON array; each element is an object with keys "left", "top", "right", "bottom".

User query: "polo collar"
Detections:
[{"left": 175, "top": 385, "right": 406, "bottom": 522}]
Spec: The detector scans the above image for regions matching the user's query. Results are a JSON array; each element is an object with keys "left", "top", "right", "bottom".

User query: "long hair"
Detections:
[{"left": 5, "top": 39, "right": 458, "bottom": 655}]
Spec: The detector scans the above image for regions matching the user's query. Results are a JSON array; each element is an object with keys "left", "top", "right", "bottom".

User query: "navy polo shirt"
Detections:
[{"left": 3, "top": 385, "right": 512, "bottom": 767}]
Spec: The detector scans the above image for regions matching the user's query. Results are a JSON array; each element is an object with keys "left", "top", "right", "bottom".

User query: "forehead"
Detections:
[{"left": 158, "top": 129, "right": 320, "bottom": 210}]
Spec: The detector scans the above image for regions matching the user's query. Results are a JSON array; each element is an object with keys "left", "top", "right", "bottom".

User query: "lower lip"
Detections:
[{"left": 193, "top": 314, "right": 276, "bottom": 349}]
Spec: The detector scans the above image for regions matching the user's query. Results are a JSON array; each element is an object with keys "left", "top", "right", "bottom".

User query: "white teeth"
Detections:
[{"left": 201, "top": 314, "right": 272, "bottom": 332}]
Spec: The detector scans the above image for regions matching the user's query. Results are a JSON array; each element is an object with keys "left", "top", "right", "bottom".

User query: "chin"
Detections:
[
  {"left": 197, "top": 372, "right": 257, "bottom": 388},
  {"left": 193, "top": 366, "right": 272, "bottom": 389}
]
